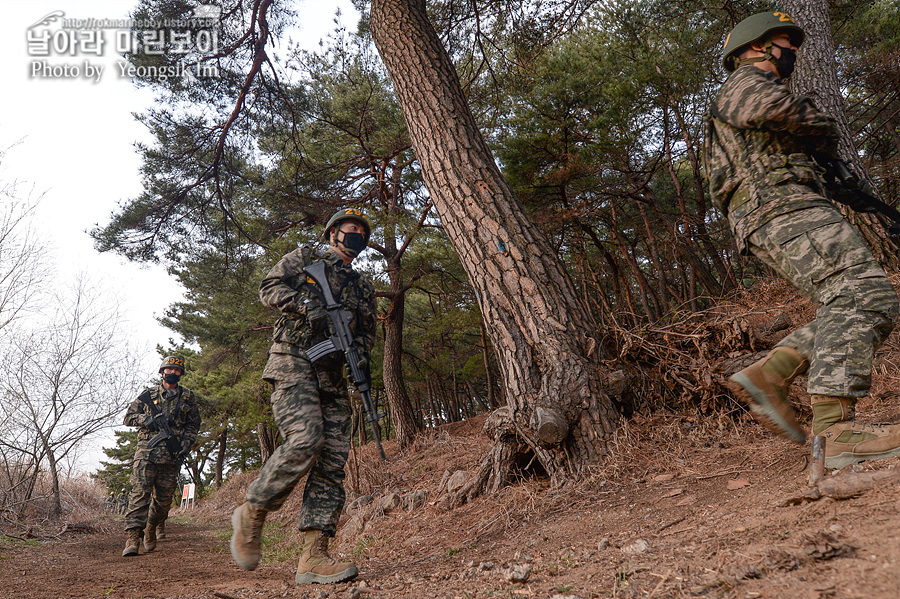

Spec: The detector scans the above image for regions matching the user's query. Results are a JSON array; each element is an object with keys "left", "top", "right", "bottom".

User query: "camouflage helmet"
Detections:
[
  {"left": 324, "top": 208, "right": 371, "bottom": 244},
  {"left": 158, "top": 355, "right": 185, "bottom": 374},
  {"left": 722, "top": 11, "right": 805, "bottom": 72}
]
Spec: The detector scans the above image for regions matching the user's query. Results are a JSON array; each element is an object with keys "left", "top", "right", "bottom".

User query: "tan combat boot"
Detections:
[
  {"left": 295, "top": 529, "right": 359, "bottom": 585},
  {"left": 230, "top": 502, "right": 267, "bottom": 570},
  {"left": 811, "top": 394, "right": 900, "bottom": 469},
  {"left": 727, "top": 346, "right": 809, "bottom": 443},
  {"left": 122, "top": 529, "right": 141, "bottom": 557},
  {"left": 143, "top": 523, "right": 157, "bottom": 552},
  {"left": 157, "top": 521, "right": 166, "bottom": 540}
]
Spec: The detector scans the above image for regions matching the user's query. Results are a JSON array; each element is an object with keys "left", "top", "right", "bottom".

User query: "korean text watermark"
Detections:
[{"left": 25, "top": 6, "right": 222, "bottom": 84}]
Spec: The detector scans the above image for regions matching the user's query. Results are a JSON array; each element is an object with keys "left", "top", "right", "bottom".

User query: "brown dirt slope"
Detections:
[
  {"left": 4, "top": 414, "right": 900, "bottom": 599},
  {"left": 3, "top": 279, "right": 900, "bottom": 599}
]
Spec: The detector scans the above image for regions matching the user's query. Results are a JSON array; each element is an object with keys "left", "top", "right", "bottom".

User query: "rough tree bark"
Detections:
[
  {"left": 783, "top": 0, "right": 900, "bottom": 268},
  {"left": 369, "top": 0, "right": 623, "bottom": 492},
  {"left": 381, "top": 257, "right": 420, "bottom": 447},
  {"left": 256, "top": 422, "right": 276, "bottom": 464}
]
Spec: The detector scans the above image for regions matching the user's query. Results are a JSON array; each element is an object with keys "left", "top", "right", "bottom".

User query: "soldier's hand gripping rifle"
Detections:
[
  {"left": 814, "top": 153, "right": 900, "bottom": 236},
  {"left": 137, "top": 390, "right": 188, "bottom": 463},
  {"left": 302, "top": 260, "right": 387, "bottom": 461}
]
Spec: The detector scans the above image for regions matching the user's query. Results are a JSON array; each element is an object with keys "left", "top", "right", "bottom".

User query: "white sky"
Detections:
[{"left": 1, "top": 0, "right": 358, "bottom": 474}]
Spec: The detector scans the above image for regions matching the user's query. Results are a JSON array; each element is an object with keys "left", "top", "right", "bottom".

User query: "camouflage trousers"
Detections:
[
  {"left": 124, "top": 460, "right": 180, "bottom": 531},
  {"left": 247, "top": 352, "right": 351, "bottom": 536},
  {"left": 747, "top": 205, "right": 899, "bottom": 397}
]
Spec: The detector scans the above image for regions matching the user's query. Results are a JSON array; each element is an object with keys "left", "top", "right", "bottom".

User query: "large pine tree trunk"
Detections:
[
  {"left": 370, "top": 0, "right": 622, "bottom": 490},
  {"left": 783, "top": 0, "right": 900, "bottom": 268}
]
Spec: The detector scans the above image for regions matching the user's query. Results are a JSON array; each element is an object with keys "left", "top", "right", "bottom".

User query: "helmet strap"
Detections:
[{"left": 734, "top": 39, "right": 777, "bottom": 71}]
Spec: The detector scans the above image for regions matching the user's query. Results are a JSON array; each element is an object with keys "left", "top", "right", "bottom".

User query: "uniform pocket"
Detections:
[
  {"left": 764, "top": 153, "right": 819, "bottom": 186},
  {"left": 728, "top": 187, "right": 760, "bottom": 220},
  {"left": 777, "top": 218, "right": 875, "bottom": 304}
]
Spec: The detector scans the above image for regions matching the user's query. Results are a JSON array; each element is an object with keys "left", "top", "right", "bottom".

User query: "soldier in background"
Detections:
[
  {"left": 705, "top": 12, "right": 900, "bottom": 468},
  {"left": 121, "top": 356, "right": 201, "bottom": 556},
  {"left": 116, "top": 489, "right": 128, "bottom": 515},
  {"left": 230, "top": 209, "right": 377, "bottom": 585}
]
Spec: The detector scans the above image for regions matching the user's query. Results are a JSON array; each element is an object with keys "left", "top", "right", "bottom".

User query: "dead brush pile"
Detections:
[
  {"left": 0, "top": 473, "right": 113, "bottom": 539},
  {"left": 612, "top": 271, "right": 900, "bottom": 424},
  {"left": 613, "top": 277, "right": 817, "bottom": 413}
]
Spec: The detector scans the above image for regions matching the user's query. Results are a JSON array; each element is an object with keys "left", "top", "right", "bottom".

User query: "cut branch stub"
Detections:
[{"left": 531, "top": 407, "right": 568, "bottom": 446}]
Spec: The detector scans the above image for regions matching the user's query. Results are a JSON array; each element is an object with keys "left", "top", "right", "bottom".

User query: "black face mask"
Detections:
[
  {"left": 772, "top": 44, "right": 797, "bottom": 79},
  {"left": 339, "top": 232, "right": 367, "bottom": 256},
  {"left": 164, "top": 373, "right": 181, "bottom": 385}
]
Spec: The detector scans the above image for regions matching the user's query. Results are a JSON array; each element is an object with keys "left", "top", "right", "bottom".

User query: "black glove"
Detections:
[
  {"left": 307, "top": 305, "right": 328, "bottom": 333},
  {"left": 177, "top": 439, "right": 193, "bottom": 460},
  {"left": 143, "top": 413, "right": 167, "bottom": 431}
]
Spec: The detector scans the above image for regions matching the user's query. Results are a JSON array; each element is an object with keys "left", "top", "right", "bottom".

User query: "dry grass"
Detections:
[{"left": 0, "top": 473, "right": 114, "bottom": 539}]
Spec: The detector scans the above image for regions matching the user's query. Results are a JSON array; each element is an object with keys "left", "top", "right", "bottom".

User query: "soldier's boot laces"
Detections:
[
  {"left": 143, "top": 523, "right": 157, "bottom": 552},
  {"left": 122, "top": 529, "right": 141, "bottom": 557},
  {"left": 157, "top": 521, "right": 166, "bottom": 540},
  {"left": 811, "top": 395, "right": 900, "bottom": 469},
  {"left": 727, "top": 346, "right": 808, "bottom": 444},
  {"left": 295, "top": 529, "right": 359, "bottom": 585},
  {"left": 230, "top": 502, "right": 267, "bottom": 571}
]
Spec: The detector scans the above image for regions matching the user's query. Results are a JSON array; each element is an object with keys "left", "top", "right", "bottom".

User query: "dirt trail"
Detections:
[
  {"left": 4, "top": 412, "right": 900, "bottom": 599},
  {"left": 1, "top": 521, "right": 291, "bottom": 599}
]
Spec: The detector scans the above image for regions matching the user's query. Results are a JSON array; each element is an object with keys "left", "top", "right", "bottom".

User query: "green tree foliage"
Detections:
[
  {"left": 92, "top": 429, "right": 138, "bottom": 495},
  {"left": 91, "top": 0, "right": 900, "bottom": 489},
  {"left": 835, "top": 0, "right": 900, "bottom": 201},
  {"left": 489, "top": 1, "right": 747, "bottom": 324},
  {"left": 91, "top": 3, "right": 477, "bottom": 459}
]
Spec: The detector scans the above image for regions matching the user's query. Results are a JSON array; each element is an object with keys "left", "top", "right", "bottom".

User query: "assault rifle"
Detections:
[
  {"left": 137, "top": 390, "right": 187, "bottom": 462},
  {"left": 815, "top": 154, "right": 900, "bottom": 237},
  {"left": 303, "top": 260, "right": 387, "bottom": 461}
]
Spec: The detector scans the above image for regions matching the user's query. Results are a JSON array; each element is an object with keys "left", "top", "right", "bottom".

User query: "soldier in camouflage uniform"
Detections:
[
  {"left": 116, "top": 489, "right": 128, "bottom": 514},
  {"left": 705, "top": 12, "right": 900, "bottom": 469},
  {"left": 231, "top": 208, "right": 377, "bottom": 585},
  {"left": 121, "top": 356, "right": 201, "bottom": 556}
]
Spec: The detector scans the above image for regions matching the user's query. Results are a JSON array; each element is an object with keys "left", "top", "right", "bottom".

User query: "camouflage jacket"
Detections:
[
  {"left": 704, "top": 66, "right": 840, "bottom": 251},
  {"left": 123, "top": 384, "right": 202, "bottom": 464},
  {"left": 260, "top": 246, "right": 377, "bottom": 377}
]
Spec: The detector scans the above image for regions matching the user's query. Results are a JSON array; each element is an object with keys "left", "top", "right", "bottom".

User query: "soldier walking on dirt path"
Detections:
[
  {"left": 230, "top": 208, "right": 377, "bottom": 585},
  {"left": 121, "top": 355, "right": 202, "bottom": 557},
  {"left": 705, "top": 12, "right": 900, "bottom": 469}
]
